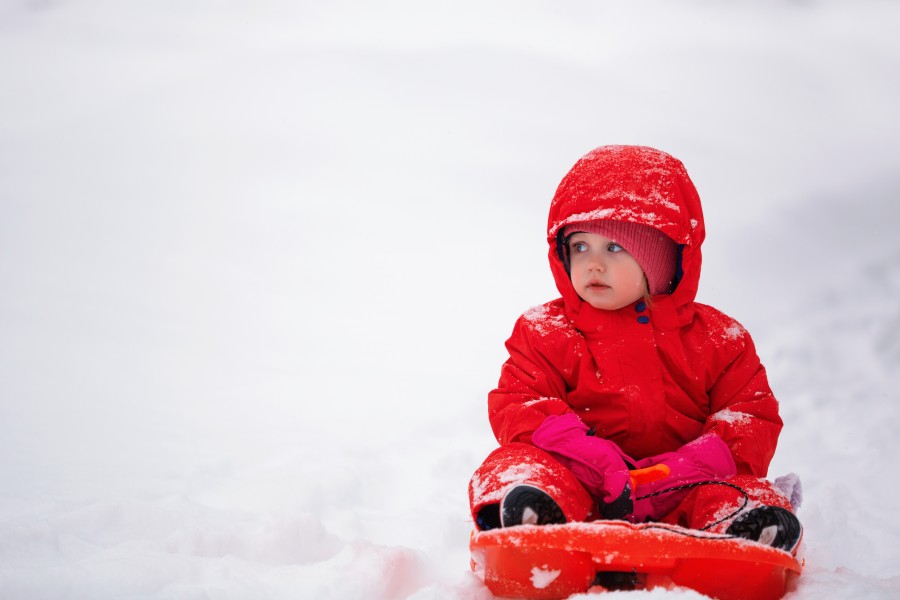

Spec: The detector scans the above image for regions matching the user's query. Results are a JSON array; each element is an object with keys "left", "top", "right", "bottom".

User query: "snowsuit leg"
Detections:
[
  {"left": 661, "top": 475, "right": 795, "bottom": 533},
  {"left": 469, "top": 443, "right": 594, "bottom": 530}
]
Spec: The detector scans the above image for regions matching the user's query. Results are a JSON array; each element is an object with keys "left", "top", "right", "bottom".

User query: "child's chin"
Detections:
[{"left": 585, "top": 298, "right": 622, "bottom": 311}]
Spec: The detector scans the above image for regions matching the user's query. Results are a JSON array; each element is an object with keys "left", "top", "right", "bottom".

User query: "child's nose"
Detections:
[{"left": 588, "top": 254, "right": 606, "bottom": 271}]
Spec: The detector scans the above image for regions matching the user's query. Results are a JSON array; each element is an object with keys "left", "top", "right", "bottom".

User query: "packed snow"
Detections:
[{"left": 2, "top": 1, "right": 900, "bottom": 598}]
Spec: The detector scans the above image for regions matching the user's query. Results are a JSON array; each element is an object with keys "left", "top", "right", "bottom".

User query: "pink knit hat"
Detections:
[{"left": 563, "top": 220, "right": 680, "bottom": 295}]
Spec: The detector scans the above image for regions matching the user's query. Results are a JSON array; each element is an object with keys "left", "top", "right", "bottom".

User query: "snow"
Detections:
[
  {"left": 522, "top": 305, "right": 568, "bottom": 336},
  {"left": 554, "top": 205, "right": 681, "bottom": 238},
  {"left": 709, "top": 409, "right": 752, "bottom": 427},
  {"left": 1, "top": 0, "right": 900, "bottom": 598},
  {"left": 530, "top": 567, "right": 561, "bottom": 590}
]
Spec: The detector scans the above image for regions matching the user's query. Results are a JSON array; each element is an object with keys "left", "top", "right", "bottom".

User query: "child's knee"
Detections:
[{"left": 469, "top": 443, "right": 594, "bottom": 527}]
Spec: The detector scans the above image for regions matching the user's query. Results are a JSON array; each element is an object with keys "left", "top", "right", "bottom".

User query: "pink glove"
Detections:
[
  {"left": 531, "top": 413, "right": 635, "bottom": 518},
  {"left": 629, "top": 433, "right": 737, "bottom": 523}
]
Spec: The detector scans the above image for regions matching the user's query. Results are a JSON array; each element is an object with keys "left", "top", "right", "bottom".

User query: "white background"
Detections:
[{"left": 2, "top": 1, "right": 899, "bottom": 598}]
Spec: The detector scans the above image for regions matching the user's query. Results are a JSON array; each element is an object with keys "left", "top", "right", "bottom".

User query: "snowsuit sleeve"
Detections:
[
  {"left": 701, "top": 318, "right": 783, "bottom": 477},
  {"left": 487, "top": 309, "right": 573, "bottom": 446}
]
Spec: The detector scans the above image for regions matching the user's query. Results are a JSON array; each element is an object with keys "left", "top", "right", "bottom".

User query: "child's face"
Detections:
[{"left": 568, "top": 232, "right": 648, "bottom": 310}]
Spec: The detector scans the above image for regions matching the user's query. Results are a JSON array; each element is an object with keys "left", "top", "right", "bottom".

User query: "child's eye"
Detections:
[
  {"left": 608, "top": 242, "right": 625, "bottom": 253},
  {"left": 571, "top": 241, "right": 589, "bottom": 253}
]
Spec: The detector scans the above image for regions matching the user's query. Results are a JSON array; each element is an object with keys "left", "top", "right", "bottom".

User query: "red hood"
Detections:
[{"left": 547, "top": 145, "right": 705, "bottom": 327}]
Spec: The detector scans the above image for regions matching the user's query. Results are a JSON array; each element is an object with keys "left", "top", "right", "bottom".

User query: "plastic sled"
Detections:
[{"left": 470, "top": 520, "right": 802, "bottom": 599}]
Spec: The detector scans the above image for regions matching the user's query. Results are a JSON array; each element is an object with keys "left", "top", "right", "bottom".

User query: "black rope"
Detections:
[
  {"left": 634, "top": 480, "right": 751, "bottom": 533},
  {"left": 641, "top": 524, "right": 737, "bottom": 541}
]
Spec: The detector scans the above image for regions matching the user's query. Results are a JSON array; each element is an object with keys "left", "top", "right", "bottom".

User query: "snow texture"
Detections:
[
  {"left": 2, "top": 1, "right": 900, "bottom": 598},
  {"left": 530, "top": 567, "right": 561, "bottom": 590}
]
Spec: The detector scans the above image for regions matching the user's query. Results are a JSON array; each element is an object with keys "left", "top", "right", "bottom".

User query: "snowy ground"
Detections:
[{"left": 2, "top": 1, "right": 900, "bottom": 598}]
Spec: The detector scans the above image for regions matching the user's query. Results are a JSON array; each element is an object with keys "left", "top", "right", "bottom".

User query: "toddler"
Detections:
[{"left": 469, "top": 145, "right": 802, "bottom": 553}]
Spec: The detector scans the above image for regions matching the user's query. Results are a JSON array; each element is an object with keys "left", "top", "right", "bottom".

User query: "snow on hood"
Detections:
[{"left": 546, "top": 145, "right": 706, "bottom": 318}]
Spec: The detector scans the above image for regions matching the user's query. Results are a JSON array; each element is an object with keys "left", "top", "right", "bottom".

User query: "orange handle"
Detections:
[{"left": 629, "top": 464, "right": 671, "bottom": 490}]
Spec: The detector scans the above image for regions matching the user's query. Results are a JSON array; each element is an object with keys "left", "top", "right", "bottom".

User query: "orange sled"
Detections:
[{"left": 470, "top": 521, "right": 802, "bottom": 599}]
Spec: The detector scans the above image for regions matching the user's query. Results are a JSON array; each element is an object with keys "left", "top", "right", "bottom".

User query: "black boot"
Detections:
[
  {"left": 726, "top": 506, "right": 802, "bottom": 553},
  {"left": 500, "top": 485, "right": 566, "bottom": 528}
]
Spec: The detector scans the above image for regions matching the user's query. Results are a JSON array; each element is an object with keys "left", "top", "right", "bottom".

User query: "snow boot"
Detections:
[
  {"left": 726, "top": 506, "right": 802, "bottom": 553},
  {"left": 500, "top": 485, "right": 566, "bottom": 527}
]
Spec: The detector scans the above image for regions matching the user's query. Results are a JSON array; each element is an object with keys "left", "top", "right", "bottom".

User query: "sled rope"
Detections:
[{"left": 634, "top": 480, "right": 751, "bottom": 533}]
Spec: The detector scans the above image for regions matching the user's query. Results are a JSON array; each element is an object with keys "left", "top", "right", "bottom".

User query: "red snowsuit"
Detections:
[{"left": 470, "top": 146, "right": 794, "bottom": 532}]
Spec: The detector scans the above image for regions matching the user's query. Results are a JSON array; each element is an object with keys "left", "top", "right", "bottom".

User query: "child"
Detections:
[{"left": 469, "top": 145, "right": 802, "bottom": 553}]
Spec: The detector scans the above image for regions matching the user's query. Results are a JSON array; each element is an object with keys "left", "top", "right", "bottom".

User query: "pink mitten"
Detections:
[
  {"left": 531, "top": 413, "right": 634, "bottom": 518},
  {"left": 629, "top": 433, "right": 737, "bottom": 523}
]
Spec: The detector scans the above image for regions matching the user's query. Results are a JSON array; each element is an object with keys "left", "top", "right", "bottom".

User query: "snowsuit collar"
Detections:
[{"left": 546, "top": 145, "right": 705, "bottom": 329}]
